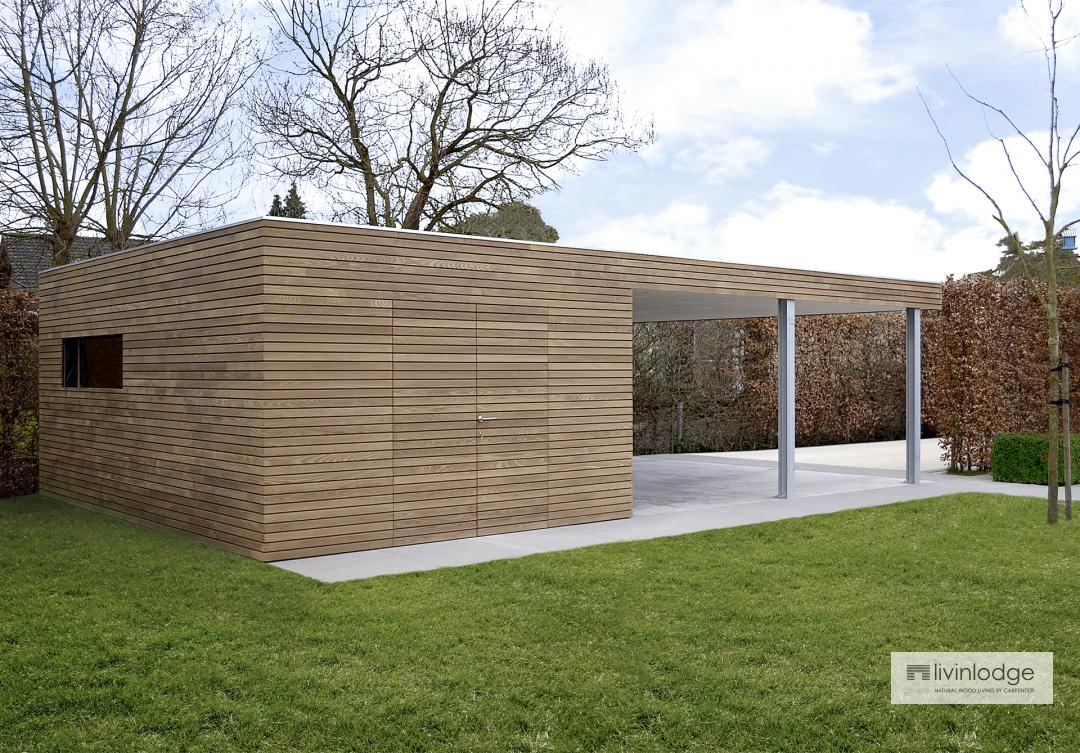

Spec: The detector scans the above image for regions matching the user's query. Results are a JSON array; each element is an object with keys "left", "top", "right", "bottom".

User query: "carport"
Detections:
[{"left": 631, "top": 289, "right": 925, "bottom": 499}]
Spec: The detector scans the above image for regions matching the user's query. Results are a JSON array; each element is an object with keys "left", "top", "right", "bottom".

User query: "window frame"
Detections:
[{"left": 62, "top": 334, "right": 124, "bottom": 389}]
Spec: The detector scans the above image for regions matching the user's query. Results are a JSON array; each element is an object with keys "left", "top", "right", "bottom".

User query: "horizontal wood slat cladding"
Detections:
[
  {"left": 255, "top": 222, "right": 942, "bottom": 309},
  {"left": 37, "top": 218, "right": 941, "bottom": 561},
  {"left": 476, "top": 304, "right": 549, "bottom": 535},
  {"left": 37, "top": 227, "right": 269, "bottom": 558},
  {"left": 392, "top": 300, "right": 478, "bottom": 546},
  {"left": 260, "top": 294, "right": 394, "bottom": 559}
]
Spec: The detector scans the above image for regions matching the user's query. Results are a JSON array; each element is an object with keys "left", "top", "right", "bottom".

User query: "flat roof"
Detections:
[{"left": 40, "top": 216, "right": 941, "bottom": 320}]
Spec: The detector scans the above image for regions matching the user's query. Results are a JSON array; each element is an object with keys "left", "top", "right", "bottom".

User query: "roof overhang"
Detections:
[{"left": 633, "top": 288, "right": 907, "bottom": 323}]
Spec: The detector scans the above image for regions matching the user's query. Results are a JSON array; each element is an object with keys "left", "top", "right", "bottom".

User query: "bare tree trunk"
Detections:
[
  {"left": 401, "top": 179, "right": 435, "bottom": 229},
  {"left": 344, "top": 105, "right": 381, "bottom": 227},
  {"left": 1048, "top": 306, "right": 1061, "bottom": 524},
  {"left": 49, "top": 218, "right": 78, "bottom": 266},
  {"left": 1046, "top": 216, "right": 1062, "bottom": 524},
  {"left": 1064, "top": 355, "right": 1072, "bottom": 520}
]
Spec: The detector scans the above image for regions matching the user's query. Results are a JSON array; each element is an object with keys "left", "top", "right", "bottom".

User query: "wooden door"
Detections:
[
  {"left": 476, "top": 304, "right": 549, "bottom": 534},
  {"left": 392, "top": 301, "right": 478, "bottom": 545}
]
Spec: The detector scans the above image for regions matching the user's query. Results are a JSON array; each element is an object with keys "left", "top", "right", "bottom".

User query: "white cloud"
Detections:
[
  {"left": 553, "top": 0, "right": 913, "bottom": 138},
  {"left": 668, "top": 137, "right": 773, "bottom": 183},
  {"left": 926, "top": 133, "right": 1080, "bottom": 239},
  {"left": 999, "top": 2, "right": 1080, "bottom": 67},
  {"left": 545, "top": 0, "right": 912, "bottom": 187},
  {"left": 569, "top": 183, "right": 999, "bottom": 281},
  {"left": 812, "top": 141, "right": 840, "bottom": 155},
  {"left": 547, "top": 0, "right": 641, "bottom": 64}
]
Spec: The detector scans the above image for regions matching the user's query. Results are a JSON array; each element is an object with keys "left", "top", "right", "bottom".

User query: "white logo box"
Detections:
[{"left": 891, "top": 652, "right": 1053, "bottom": 705}]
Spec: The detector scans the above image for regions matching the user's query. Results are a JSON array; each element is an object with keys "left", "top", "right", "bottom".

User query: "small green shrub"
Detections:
[
  {"left": 12, "top": 410, "right": 37, "bottom": 455},
  {"left": 991, "top": 432, "right": 1080, "bottom": 484}
]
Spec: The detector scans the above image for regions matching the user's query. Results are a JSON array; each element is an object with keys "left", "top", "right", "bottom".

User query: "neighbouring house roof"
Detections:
[{"left": 1, "top": 234, "right": 110, "bottom": 292}]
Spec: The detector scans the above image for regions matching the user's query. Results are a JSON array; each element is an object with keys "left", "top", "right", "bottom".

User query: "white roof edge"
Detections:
[
  {"left": 38, "top": 214, "right": 943, "bottom": 286},
  {"left": 257, "top": 217, "right": 942, "bottom": 284}
]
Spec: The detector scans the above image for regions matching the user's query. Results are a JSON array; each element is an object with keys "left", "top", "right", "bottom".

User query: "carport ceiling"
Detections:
[{"left": 632, "top": 289, "right": 907, "bottom": 323}]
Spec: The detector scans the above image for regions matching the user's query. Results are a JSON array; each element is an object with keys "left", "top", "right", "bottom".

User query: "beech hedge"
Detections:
[
  {"left": 0, "top": 291, "right": 38, "bottom": 498},
  {"left": 923, "top": 276, "right": 1080, "bottom": 472},
  {"left": 636, "top": 276, "right": 1080, "bottom": 472}
]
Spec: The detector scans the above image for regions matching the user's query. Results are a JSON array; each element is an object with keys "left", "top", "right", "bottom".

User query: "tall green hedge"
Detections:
[
  {"left": 991, "top": 433, "right": 1080, "bottom": 484},
  {"left": 1, "top": 291, "right": 38, "bottom": 498}
]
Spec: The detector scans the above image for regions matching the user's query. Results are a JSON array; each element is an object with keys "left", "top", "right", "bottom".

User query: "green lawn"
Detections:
[{"left": 1, "top": 493, "right": 1078, "bottom": 753}]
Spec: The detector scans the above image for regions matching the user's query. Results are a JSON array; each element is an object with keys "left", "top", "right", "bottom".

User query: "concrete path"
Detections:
[{"left": 272, "top": 439, "right": 1046, "bottom": 583}]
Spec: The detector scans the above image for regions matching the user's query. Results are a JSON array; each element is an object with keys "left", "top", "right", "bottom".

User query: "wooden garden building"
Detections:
[{"left": 37, "top": 218, "right": 942, "bottom": 560}]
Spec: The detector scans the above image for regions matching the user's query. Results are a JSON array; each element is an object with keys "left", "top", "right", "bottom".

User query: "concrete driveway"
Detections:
[
  {"left": 274, "top": 439, "right": 1044, "bottom": 582},
  {"left": 707, "top": 437, "right": 947, "bottom": 473},
  {"left": 634, "top": 438, "right": 946, "bottom": 514}
]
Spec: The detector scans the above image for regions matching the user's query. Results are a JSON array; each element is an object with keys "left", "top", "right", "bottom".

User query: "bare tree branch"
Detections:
[
  {"left": 250, "top": 0, "right": 653, "bottom": 229},
  {"left": 947, "top": 65, "right": 1047, "bottom": 168},
  {"left": 924, "top": 0, "right": 1078, "bottom": 522},
  {"left": 998, "top": 137, "right": 1049, "bottom": 224},
  {"left": 0, "top": 0, "right": 260, "bottom": 259}
]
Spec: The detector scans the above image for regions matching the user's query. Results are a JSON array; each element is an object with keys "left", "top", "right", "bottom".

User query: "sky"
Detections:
[{"left": 229, "top": 0, "right": 1080, "bottom": 282}]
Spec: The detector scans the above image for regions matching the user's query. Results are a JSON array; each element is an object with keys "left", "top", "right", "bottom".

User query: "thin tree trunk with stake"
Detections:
[
  {"left": 921, "top": 0, "right": 1080, "bottom": 524},
  {"left": 1047, "top": 271, "right": 1061, "bottom": 523},
  {"left": 1064, "top": 355, "right": 1073, "bottom": 519}
]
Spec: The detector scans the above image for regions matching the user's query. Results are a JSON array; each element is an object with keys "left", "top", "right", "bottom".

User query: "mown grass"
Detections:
[{"left": 1, "top": 492, "right": 1078, "bottom": 753}]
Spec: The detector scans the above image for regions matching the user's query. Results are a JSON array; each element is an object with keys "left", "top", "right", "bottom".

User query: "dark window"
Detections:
[{"left": 62, "top": 335, "right": 123, "bottom": 388}]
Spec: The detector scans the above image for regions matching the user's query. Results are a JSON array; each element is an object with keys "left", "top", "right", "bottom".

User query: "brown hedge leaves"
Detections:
[
  {"left": 1, "top": 291, "right": 38, "bottom": 498},
  {"left": 924, "top": 276, "right": 1077, "bottom": 471},
  {"left": 635, "top": 278, "right": 1076, "bottom": 472},
  {"left": 634, "top": 313, "right": 906, "bottom": 454}
]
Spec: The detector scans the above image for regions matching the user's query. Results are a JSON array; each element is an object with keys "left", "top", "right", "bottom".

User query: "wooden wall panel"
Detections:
[
  {"left": 476, "top": 304, "right": 549, "bottom": 535},
  {"left": 37, "top": 227, "right": 268, "bottom": 558},
  {"left": 547, "top": 301, "right": 634, "bottom": 526},
  {"left": 392, "top": 301, "right": 478, "bottom": 546},
  {"left": 38, "top": 218, "right": 942, "bottom": 561},
  {"left": 258, "top": 296, "right": 394, "bottom": 560},
  {"left": 255, "top": 221, "right": 942, "bottom": 310}
]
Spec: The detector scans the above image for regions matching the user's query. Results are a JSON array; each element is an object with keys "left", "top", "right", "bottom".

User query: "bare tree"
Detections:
[
  {"left": 0, "top": 0, "right": 257, "bottom": 262},
  {"left": 89, "top": 0, "right": 259, "bottom": 250},
  {"left": 250, "top": 0, "right": 410, "bottom": 227},
  {"left": 923, "top": 0, "right": 1078, "bottom": 523},
  {"left": 251, "top": 0, "right": 652, "bottom": 229},
  {"left": 0, "top": 0, "right": 111, "bottom": 263}
]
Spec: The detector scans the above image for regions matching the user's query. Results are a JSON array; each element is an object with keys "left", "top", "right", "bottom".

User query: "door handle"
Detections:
[{"left": 478, "top": 415, "right": 496, "bottom": 438}]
